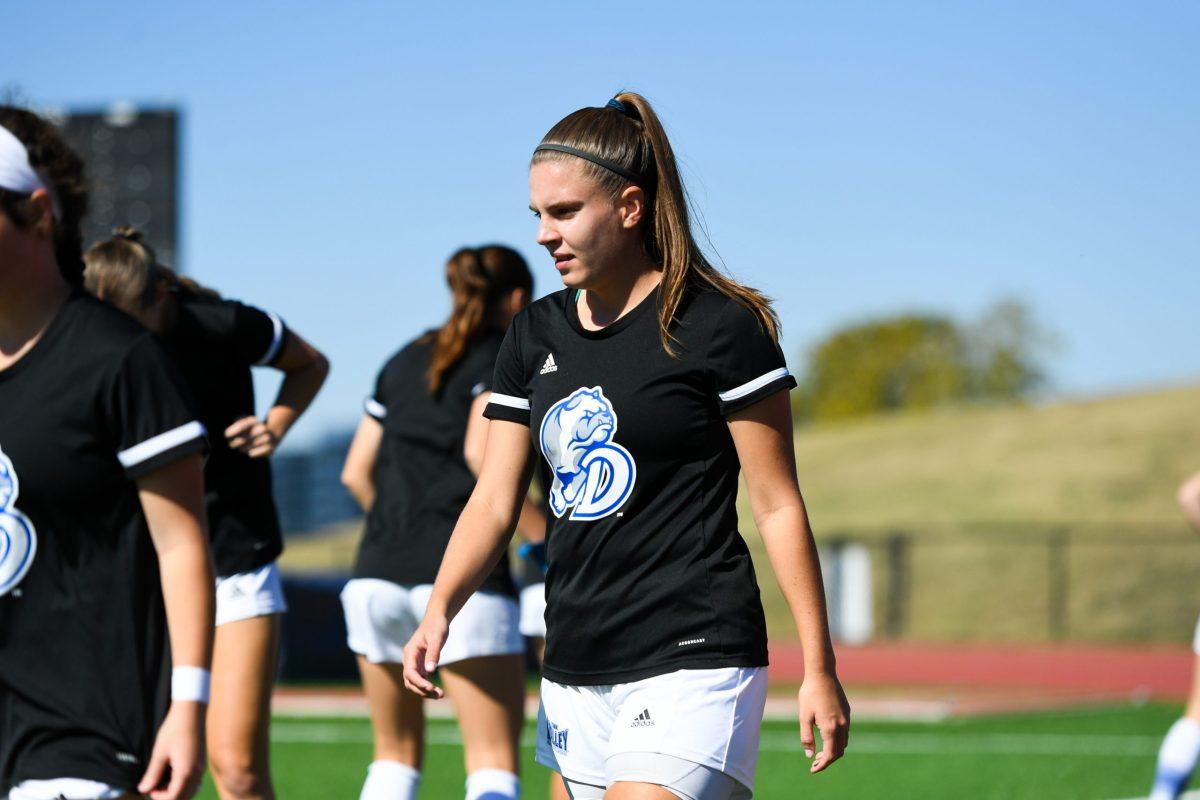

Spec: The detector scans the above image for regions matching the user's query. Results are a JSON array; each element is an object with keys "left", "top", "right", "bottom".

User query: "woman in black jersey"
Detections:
[
  {"left": 403, "top": 93, "right": 851, "bottom": 799},
  {"left": 339, "top": 246, "right": 547, "bottom": 800},
  {"left": 82, "top": 230, "right": 329, "bottom": 800},
  {"left": 0, "top": 107, "right": 212, "bottom": 800}
]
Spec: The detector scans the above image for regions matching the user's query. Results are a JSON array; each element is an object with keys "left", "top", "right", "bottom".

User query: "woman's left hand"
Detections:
[
  {"left": 225, "top": 416, "right": 279, "bottom": 458},
  {"left": 798, "top": 671, "right": 850, "bottom": 774}
]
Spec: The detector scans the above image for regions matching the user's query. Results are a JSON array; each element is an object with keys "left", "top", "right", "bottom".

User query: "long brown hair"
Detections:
[
  {"left": 83, "top": 226, "right": 219, "bottom": 316},
  {"left": 426, "top": 245, "right": 532, "bottom": 395},
  {"left": 531, "top": 92, "right": 780, "bottom": 354},
  {"left": 0, "top": 106, "right": 89, "bottom": 286}
]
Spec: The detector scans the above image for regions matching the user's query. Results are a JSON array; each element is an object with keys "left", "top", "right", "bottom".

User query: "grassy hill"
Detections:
[{"left": 282, "top": 384, "right": 1200, "bottom": 643}]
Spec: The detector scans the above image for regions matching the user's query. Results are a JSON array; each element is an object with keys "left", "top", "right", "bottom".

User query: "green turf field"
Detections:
[{"left": 197, "top": 703, "right": 1181, "bottom": 799}]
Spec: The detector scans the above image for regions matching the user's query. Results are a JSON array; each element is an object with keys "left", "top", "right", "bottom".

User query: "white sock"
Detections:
[
  {"left": 360, "top": 760, "right": 420, "bottom": 800},
  {"left": 465, "top": 768, "right": 520, "bottom": 800},
  {"left": 1152, "top": 718, "right": 1200, "bottom": 800}
]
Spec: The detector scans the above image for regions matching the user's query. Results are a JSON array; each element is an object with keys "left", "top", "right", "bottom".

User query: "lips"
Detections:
[{"left": 553, "top": 254, "right": 575, "bottom": 271}]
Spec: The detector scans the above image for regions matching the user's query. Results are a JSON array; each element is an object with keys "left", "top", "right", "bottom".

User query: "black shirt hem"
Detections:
[
  {"left": 541, "top": 653, "right": 769, "bottom": 687},
  {"left": 719, "top": 375, "right": 798, "bottom": 417},
  {"left": 123, "top": 436, "right": 209, "bottom": 480},
  {"left": 483, "top": 404, "right": 531, "bottom": 426}
]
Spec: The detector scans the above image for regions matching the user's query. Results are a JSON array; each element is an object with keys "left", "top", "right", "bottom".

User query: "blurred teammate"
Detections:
[
  {"left": 340, "top": 246, "right": 546, "bottom": 800},
  {"left": 403, "top": 92, "right": 850, "bottom": 800},
  {"left": 84, "top": 229, "right": 329, "bottom": 800},
  {"left": 0, "top": 106, "right": 213, "bottom": 800},
  {"left": 1150, "top": 473, "right": 1200, "bottom": 800}
]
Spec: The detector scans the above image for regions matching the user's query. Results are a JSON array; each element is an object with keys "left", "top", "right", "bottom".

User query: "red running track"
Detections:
[{"left": 769, "top": 643, "right": 1196, "bottom": 698}]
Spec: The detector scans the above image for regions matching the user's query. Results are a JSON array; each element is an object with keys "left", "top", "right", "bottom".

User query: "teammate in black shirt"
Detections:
[
  {"left": 340, "top": 246, "right": 548, "bottom": 800},
  {"left": 403, "top": 93, "right": 851, "bottom": 799},
  {"left": 0, "top": 107, "right": 213, "bottom": 800},
  {"left": 82, "top": 229, "right": 329, "bottom": 800}
]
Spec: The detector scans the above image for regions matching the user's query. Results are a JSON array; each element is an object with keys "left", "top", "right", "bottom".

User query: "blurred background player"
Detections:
[
  {"left": 402, "top": 92, "right": 850, "bottom": 800},
  {"left": 1150, "top": 472, "right": 1200, "bottom": 800},
  {"left": 0, "top": 106, "right": 213, "bottom": 800},
  {"left": 340, "top": 245, "right": 547, "bottom": 800},
  {"left": 83, "top": 229, "right": 329, "bottom": 800}
]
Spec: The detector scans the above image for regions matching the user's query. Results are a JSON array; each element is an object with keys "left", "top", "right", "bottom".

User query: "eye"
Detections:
[{"left": 531, "top": 210, "right": 541, "bottom": 219}]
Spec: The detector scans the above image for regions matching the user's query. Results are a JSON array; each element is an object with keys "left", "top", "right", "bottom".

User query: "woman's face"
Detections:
[{"left": 529, "top": 159, "right": 642, "bottom": 290}]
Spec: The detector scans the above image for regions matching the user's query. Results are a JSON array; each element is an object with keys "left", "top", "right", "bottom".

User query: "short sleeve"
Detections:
[
  {"left": 708, "top": 300, "right": 797, "bottom": 416},
  {"left": 107, "top": 335, "right": 208, "bottom": 479},
  {"left": 191, "top": 298, "right": 288, "bottom": 367},
  {"left": 363, "top": 365, "right": 388, "bottom": 421},
  {"left": 483, "top": 321, "right": 530, "bottom": 426}
]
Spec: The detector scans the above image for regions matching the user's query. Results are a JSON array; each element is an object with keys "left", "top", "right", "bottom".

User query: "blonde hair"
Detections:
[
  {"left": 83, "top": 227, "right": 218, "bottom": 316},
  {"left": 531, "top": 92, "right": 780, "bottom": 354}
]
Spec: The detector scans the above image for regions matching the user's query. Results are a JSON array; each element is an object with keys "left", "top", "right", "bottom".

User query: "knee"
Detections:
[{"left": 208, "top": 745, "right": 271, "bottom": 799}]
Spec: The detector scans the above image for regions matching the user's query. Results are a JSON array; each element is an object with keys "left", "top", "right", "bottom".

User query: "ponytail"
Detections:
[
  {"left": 531, "top": 92, "right": 779, "bottom": 355},
  {"left": 83, "top": 226, "right": 219, "bottom": 315},
  {"left": 426, "top": 245, "right": 533, "bottom": 396}
]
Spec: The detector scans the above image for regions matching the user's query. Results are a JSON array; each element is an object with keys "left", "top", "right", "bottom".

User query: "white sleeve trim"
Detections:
[
  {"left": 117, "top": 421, "right": 207, "bottom": 469},
  {"left": 254, "top": 311, "right": 285, "bottom": 366},
  {"left": 488, "top": 393, "right": 530, "bottom": 411},
  {"left": 364, "top": 398, "right": 387, "bottom": 419},
  {"left": 719, "top": 367, "right": 791, "bottom": 403}
]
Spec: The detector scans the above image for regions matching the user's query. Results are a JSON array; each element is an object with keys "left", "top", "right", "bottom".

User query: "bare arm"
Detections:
[
  {"left": 1179, "top": 473, "right": 1200, "bottom": 533},
  {"left": 404, "top": 419, "right": 534, "bottom": 696},
  {"left": 136, "top": 453, "right": 214, "bottom": 800},
  {"left": 227, "top": 329, "right": 330, "bottom": 458},
  {"left": 728, "top": 391, "right": 849, "bottom": 774},
  {"left": 464, "top": 392, "right": 546, "bottom": 544},
  {"left": 342, "top": 415, "right": 383, "bottom": 512}
]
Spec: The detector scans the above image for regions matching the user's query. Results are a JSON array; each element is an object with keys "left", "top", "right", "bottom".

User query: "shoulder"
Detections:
[
  {"left": 380, "top": 331, "right": 434, "bottom": 377},
  {"left": 65, "top": 292, "right": 158, "bottom": 363},
  {"left": 520, "top": 289, "right": 571, "bottom": 328}
]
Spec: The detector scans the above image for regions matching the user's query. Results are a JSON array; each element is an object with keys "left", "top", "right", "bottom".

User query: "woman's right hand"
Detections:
[
  {"left": 402, "top": 614, "right": 450, "bottom": 699},
  {"left": 137, "top": 701, "right": 205, "bottom": 800}
]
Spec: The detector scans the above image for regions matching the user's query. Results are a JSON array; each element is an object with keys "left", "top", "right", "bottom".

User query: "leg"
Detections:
[
  {"left": 605, "top": 784, "right": 680, "bottom": 800},
  {"left": 207, "top": 613, "right": 280, "bottom": 800},
  {"left": 1151, "top": 654, "right": 1200, "bottom": 800},
  {"left": 441, "top": 654, "right": 525, "bottom": 799},
  {"left": 552, "top": 771, "right": 572, "bottom": 800},
  {"left": 357, "top": 656, "right": 425, "bottom": 799}
]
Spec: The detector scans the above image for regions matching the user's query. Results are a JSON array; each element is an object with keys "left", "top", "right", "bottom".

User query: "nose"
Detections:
[{"left": 536, "top": 217, "right": 558, "bottom": 249}]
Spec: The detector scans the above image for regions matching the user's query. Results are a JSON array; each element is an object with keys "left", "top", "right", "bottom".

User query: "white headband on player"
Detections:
[{"left": 0, "top": 124, "right": 60, "bottom": 220}]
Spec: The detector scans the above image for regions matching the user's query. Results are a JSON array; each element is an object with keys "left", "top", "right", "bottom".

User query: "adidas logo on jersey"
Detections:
[
  {"left": 540, "top": 353, "right": 558, "bottom": 375},
  {"left": 631, "top": 709, "right": 655, "bottom": 728}
]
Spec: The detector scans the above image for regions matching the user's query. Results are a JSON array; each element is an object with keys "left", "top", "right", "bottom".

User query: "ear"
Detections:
[
  {"left": 508, "top": 287, "right": 529, "bottom": 314},
  {"left": 27, "top": 189, "right": 56, "bottom": 239},
  {"left": 616, "top": 184, "right": 647, "bottom": 230}
]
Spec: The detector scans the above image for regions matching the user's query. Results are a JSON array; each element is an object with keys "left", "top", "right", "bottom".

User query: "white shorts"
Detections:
[
  {"left": 9, "top": 778, "right": 126, "bottom": 799},
  {"left": 340, "top": 578, "right": 523, "bottom": 667},
  {"left": 1193, "top": 612, "right": 1200, "bottom": 655},
  {"left": 536, "top": 667, "right": 767, "bottom": 793},
  {"left": 215, "top": 561, "right": 288, "bottom": 627},
  {"left": 520, "top": 582, "right": 547, "bottom": 638}
]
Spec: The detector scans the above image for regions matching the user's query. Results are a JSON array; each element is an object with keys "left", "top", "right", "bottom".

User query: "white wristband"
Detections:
[{"left": 171, "top": 666, "right": 211, "bottom": 703}]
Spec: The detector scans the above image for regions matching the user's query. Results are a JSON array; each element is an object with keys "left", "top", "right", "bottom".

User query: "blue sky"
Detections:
[{"left": 7, "top": 1, "right": 1198, "bottom": 446}]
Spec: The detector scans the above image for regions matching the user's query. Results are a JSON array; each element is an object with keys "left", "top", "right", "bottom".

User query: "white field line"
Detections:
[{"left": 268, "top": 721, "right": 1162, "bottom": 757}]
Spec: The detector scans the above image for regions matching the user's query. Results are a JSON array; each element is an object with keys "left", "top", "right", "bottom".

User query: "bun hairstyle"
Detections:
[
  {"left": 0, "top": 106, "right": 89, "bottom": 286},
  {"left": 83, "top": 226, "right": 218, "bottom": 317},
  {"left": 531, "top": 92, "right": 780, "bottom": 355},
  {"left": 426, "top": 245, "right": 533, "bottom": 396}
]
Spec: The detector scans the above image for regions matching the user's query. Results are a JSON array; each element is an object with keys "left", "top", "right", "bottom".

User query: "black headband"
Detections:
[{"left": 533, "top": 143, "right": 643, "bottom": 185}]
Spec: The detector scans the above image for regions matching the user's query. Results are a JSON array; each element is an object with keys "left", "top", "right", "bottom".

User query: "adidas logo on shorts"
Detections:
[
  {"left": 631, "top": 708, "right": 655, "bottom": 728},
  {"left": 540, "top": 353, "right": 558, "bottom": 375}
]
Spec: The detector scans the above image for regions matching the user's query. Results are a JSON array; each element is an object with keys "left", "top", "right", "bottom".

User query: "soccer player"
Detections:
[
  {"left": 340, "top": 246, "right": 547, "bottom": 800},
  {"left": 0, "top": 106, "right": 213, "bottom": 800},
  {"left": 1150, "top": 472, "right": 1200, "bottom": 800},
  {"left": 82, "top": 230, "right": 329, "bottom": 800},
  {"left": 402, "top": 92, "right": 851, "bottom": 800}
]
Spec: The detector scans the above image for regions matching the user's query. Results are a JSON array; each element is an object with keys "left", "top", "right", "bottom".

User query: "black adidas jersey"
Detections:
[
  {"left": 354, "top": 330, "right": 514, "bottom": 595},
  {"left": 0, "top": 292, "right": 206, "bottom": 791},
  {"left": 165, "top": 293, "right": 286, "bottom": 577},
  {"left": 484, "top": 285, "right": 796, "bottom": 685}
]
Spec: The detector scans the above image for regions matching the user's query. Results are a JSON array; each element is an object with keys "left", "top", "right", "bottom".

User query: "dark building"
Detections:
[{"left": 57, "top": 105, "right": 181, "bottom": 268}]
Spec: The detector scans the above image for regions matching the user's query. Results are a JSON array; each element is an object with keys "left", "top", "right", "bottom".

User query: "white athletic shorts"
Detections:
[
  {"left": 9, "top": 778, "right": 126, "bottom": 799},
  {"left": 536, "top": 666, "right": 767, "bottom": 795},
  {"left": 1192, "top": 611, "right": 1200, "bottom": 655},
  {"left": 215, "top": 561, "right": 288, "bottom": 627},
  {"left": 520, "top": 582, "right": 547, "bottom": 638},
  {"left": 340, "top": 578, "right": 523, "bottom": 667}
]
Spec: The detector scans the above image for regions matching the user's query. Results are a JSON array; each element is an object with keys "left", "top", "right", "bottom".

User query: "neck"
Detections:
[
  {"left": 0, "top": 251, "right": 71, "bottom": 359},
  {"left": 579, "top": 252, "right": 662, "bottom": 328}
]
